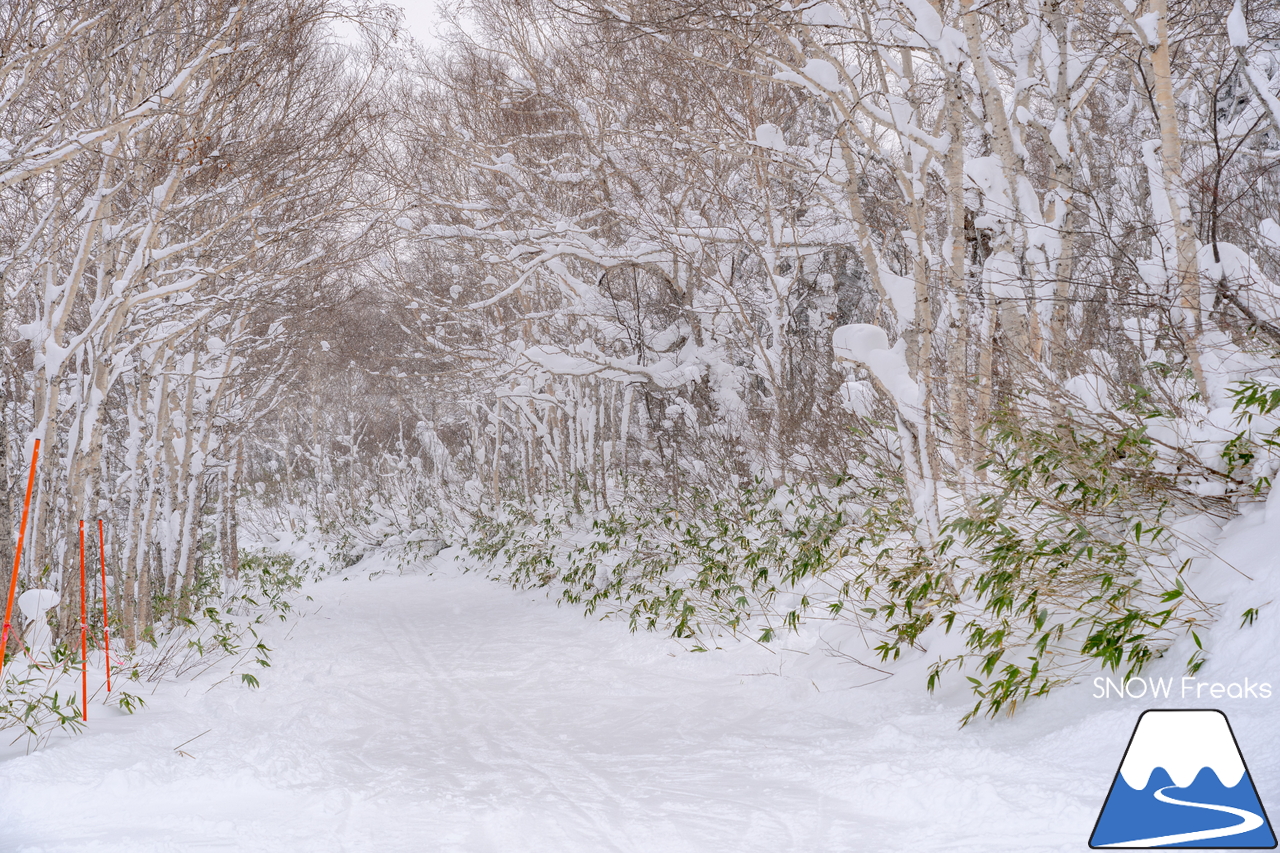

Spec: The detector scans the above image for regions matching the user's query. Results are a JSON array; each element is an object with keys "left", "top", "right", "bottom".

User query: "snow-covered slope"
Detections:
[{"left": 1, "top": 516, "right": 1277, "bottom": 852}]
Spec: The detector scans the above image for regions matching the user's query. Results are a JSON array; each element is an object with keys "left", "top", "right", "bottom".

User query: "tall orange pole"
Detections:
[
  {"left": 79, "top": 520, "right": 88, "bottom": 721},
  {"left": 98, "top": 519, "right": 111, "bottom": 693},
  {"left": 0, "top": 440, "right": 40, "bottom": 680}
]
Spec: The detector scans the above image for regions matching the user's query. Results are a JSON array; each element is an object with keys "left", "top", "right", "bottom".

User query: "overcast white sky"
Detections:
[
  {"left": 329, "top": 2, "right": 462, "bottom": 55},
  {"left": 396, "top": 1, "right": 447, "bottom": 50}
]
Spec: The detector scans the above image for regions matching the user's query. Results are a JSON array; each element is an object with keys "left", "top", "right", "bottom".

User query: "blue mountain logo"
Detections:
[{"left": 1091, "top": 709, "right": 1276, "bottom": 848}]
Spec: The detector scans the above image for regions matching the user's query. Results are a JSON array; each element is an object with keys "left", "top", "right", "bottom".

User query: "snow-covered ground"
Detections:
[{"left": 2, "top": 509, "right": 1279, "bottom": 852}]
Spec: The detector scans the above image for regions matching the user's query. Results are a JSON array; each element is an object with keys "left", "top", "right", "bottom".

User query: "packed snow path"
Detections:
[{"left": 1, "top": 553, "right": 1275, "bottom": 852}]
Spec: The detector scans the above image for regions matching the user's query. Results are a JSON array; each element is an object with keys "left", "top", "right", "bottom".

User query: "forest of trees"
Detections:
[{"left": 3, "top": 0, "right": 1280, "bottom": 721}]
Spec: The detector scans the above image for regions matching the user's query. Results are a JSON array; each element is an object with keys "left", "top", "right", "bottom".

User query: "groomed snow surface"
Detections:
[{"left": 2, "top": 508, "right": 1279, "bottom": 852}]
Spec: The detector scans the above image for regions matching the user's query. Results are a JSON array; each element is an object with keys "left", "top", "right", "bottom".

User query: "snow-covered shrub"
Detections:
[
  {"left": 879, "top": 394, "right": 1230, "bottom": 724},
  {"left": 131, "top": 549, "right": 309, "bottom": 677},
  {"left": 0, "top": 549, "right": 313, "bottom": 749},
  {"left": 465, "top": 366, "right": 1271, "bottom": 726},
  {"left": 0, "top": 640, "right": 148, "bottom": 748},
  {"left": 468, "top": 477, "right": 887, "bottom": 644},
  {"left": 0, "top": 652, "right": 90, "bottom": 748},
  {"left": 1223, "top": 379, "right": 1280, "bottom": 493}
]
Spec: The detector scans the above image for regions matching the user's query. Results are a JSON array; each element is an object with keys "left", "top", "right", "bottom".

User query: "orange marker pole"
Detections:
[
  {"left": 98, "top": 519, "right": 111, "bottom": 693},
  {"left": 0, "top": 440, "right": 40, "bottom": 680},
  {"left": 79, "top": 520, "right": 88, "bottom": 721}
]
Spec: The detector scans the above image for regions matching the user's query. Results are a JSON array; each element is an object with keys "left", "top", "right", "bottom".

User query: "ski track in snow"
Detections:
[{"left": 0, "top": 557, "right": 1231, "bottom": 852}]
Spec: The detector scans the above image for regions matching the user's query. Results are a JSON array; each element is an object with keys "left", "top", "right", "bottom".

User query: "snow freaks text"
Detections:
[{"left": 1093, "top": 678, "right": 1273, "bottom": 700}]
